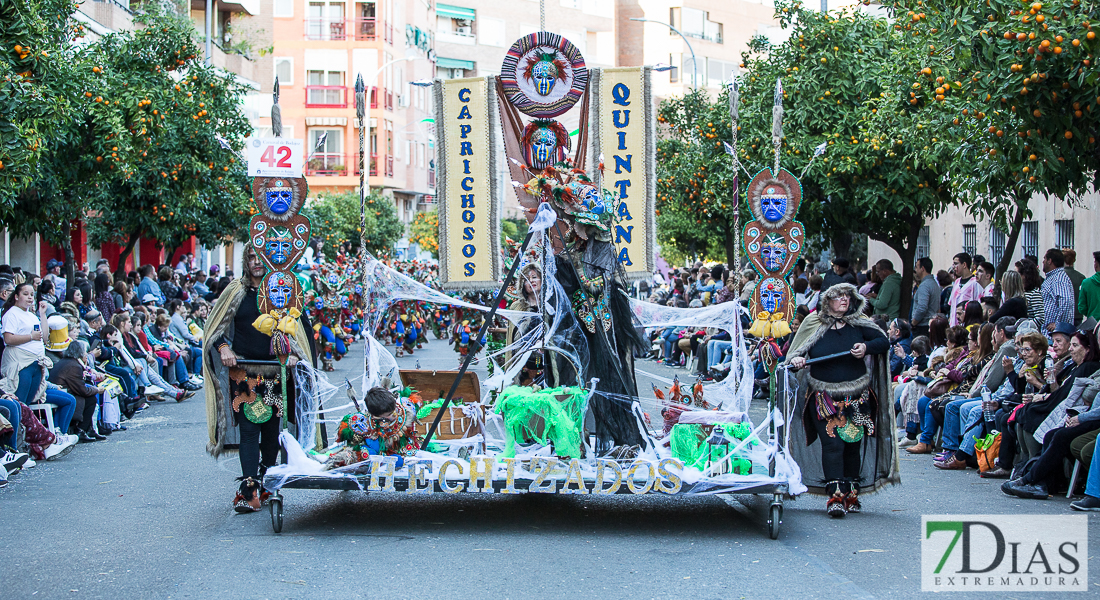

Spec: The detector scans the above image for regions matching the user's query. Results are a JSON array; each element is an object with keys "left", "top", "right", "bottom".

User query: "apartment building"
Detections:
[
  {"left": 617, "top": 0, "right": 780, "bottom": 99},
  {"left": 868, "top": 194, "right": 1100, "bottom": 279},
  {"left": 266, "top": 0, "right": 437, "bottom": 226}
]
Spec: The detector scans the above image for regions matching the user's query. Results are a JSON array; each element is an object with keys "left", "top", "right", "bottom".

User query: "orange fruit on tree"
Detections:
[{"left": 1065, "top": 131, "right": 1073, "bottom": 139}]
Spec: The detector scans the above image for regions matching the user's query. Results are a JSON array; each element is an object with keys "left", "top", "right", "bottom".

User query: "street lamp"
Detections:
[{"left": 630, "top": 17, "right": 698, "bottom": 89}]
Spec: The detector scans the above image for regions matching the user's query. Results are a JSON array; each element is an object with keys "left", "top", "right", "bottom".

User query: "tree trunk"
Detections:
[
  {"left": 61, "top": 220, "right": 76, "bottom": 287},
  {"left": 114, "top": 230, "right": 141, "bottom": 280},
  {"left": 831, "top": 230, "right": 854, "bottom": 262},
  {"left": 996, "top": 198, "right": 1027, "bottom": 279},
  {"left": 723, "top": 216, "right": 738, "bottom": 270}
]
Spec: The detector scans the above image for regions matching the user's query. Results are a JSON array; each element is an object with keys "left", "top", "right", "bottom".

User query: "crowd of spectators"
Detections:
[
  {"left": 642, "top": 246, "right": 1100, "bottom": 510},
  {"left": 0, "top": 254, "right": 227, "bottom": 487}
]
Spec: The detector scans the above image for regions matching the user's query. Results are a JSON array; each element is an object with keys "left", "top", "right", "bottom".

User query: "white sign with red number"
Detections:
[{"left": 246, "top": 138, "right": 304, "bottom": 177}]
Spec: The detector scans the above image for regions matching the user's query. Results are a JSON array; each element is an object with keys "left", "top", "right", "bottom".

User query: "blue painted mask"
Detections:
[
  {"left": 265, "top": 189, "right": 292, "bottom": 215},
  {"left": 760, "top": 234, "right": 788, "bottom": 272},
  {"left": 266, "top": 273, "right": 294, "bottom": 309},
  {"left": 532, "top": 59, "right": 559, "bottom": 96},
  {"left": 263, "top": 226, "right": 293, "bottom": 266},
  {"left": 530, "top": 127, "right": 557, "bottom": 169},
  {"left": 759, "top": 278, "right": 786, "bottom": 313},
  {"left": 760, "top": 185, "right": 788, "bottom": 223}
]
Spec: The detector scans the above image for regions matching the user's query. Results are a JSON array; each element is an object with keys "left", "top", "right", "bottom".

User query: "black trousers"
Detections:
[
  {"left": 1027, "top": 421, "right": 1100, "bottom": 487},
  {"left": 812, "top": 415, "right": 862, "bottom": 494},
  {"left": 238, "top": 415, "right": 280, "bottom": 479}
]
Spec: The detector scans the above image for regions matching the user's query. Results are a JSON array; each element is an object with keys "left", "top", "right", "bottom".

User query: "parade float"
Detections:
[{"left": 254, "top": 22, "right": 810, "bottom": 540}]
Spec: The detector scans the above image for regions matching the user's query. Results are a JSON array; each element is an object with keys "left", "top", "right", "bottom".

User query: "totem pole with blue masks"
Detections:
[
  {"left": 742, "top": 81, "right": 804, "bottom": 339},
  {"left": 249, "top": 176, "right": 313, "bottom": 359}
]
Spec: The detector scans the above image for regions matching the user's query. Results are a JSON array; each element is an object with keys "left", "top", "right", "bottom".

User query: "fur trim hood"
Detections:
[{"left": 818, "top": 283, "right": 869, "bottom": 322}]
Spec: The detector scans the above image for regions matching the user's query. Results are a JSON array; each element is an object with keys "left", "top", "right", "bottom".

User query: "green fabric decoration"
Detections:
[
  {"left": 669, "top": 422, "right": 759, "bottom": 474},
  {"left": 494, "top": 385, "right": 587, "bottom": 459},
  {"left": 416, "top": 397, "right": 465, "bottom": 420}
]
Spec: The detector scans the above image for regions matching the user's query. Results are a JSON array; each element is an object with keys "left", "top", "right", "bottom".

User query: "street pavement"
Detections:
[{"left": 1, "top": 334, "right": 1098, "bottom": 600}]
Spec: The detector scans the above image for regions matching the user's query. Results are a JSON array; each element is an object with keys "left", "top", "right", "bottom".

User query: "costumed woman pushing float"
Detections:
[{"left": 785, "top": 284, "right": 899, "bottom": 517}]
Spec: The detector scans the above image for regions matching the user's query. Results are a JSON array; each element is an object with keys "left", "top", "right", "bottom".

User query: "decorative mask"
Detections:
[
  {"left": 522, "top": 119, "right": 569, "bottom": 170},
  {"left": 266, "top": 188, "right": 292, "bottom": 215},
  {"left": 760, "top": 233, "right": 788, "bottom": 272},
  {"left": 525, "top": 53, "right": 566, "bottom": 96},
  {"left": 341, "top": 297, "right": 349, "bottom": 309},
  {"left": 354, "top": 284, "right": 363, "bottom": 295},
  {"left": 315, "top": 299, "right": 324, "bottom": 311},
  {"left": 264, "top": 226, "right": 294, "bottom": 266},
  {"left": 532, "top": 127, "right": 557, "bottom": 168},
  {"left": 567, "top": 181, "right": 603, "bottom": 213},
  {"left": 266, "top": 272, "right": 295, "bottom": 309},
  {"left": 327, "top": 273, "right": 340, "bottom": 287},
  {"left": 760, "top": 186, "right": 788, "bottom": 223},
  {"left": 759, "top": 278, "right": 786, "bottom": 313}
]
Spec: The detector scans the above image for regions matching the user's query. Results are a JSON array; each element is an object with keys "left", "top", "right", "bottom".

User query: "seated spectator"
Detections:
[
  {"left": 888, "top": 318, "right": 912, "bottom": 378},
  {"left": 1003, "top": 326, "right": 1100, "bottom": 499},
  {"left": 167, "top": 300, "right": 203, "bottom": 374},
  {"left": 48, "top": 340, "right": 107, "bottom": 442},
  {"left": 114, "top": 313, "right": 188, "bottom": 402},
  {"left": 902, "top": 325, "right": 970, "bottom": 452},
  {"left": 145, "top": 313, "right": 201, "bottom": 390}
]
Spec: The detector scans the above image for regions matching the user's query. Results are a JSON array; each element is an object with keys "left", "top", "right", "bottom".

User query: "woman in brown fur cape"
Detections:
[
  {"left": 202, "top": 247, "right": 315, "bottom": 512},
  {"left": 784, "top": 283, "right": 900, "bottom": 518}
]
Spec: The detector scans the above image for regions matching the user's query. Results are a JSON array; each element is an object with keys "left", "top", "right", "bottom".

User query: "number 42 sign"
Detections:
[{"left": 247, "top": 138, "right": 304, "bottom": 177}]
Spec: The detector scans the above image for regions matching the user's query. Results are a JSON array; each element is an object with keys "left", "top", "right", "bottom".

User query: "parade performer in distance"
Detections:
[
  {"left": 203, "top": 246, "right": 315, "bottom": 513},
  {"left": 506, "top": 261, "right": 545, "bottom": 386},
  {"left": 785, "top": 283, "right": 898, "bottom": 518},
  {"left": 324, "top": 387, "right": 422, "bottom": 470},
  {"left": 314, "top": 271, "right": 352, "bottom": 371}
]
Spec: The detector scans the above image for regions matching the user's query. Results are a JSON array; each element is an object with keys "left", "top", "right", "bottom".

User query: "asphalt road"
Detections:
[{"left": 2, "top": 334, "right": 1097, "bottom": 600}]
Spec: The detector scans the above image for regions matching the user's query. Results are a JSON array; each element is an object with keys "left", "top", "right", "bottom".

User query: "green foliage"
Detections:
[
  {"left": 0, "top": 2, "right": 255, "bottom": 275},
  {"left": 409, "top": 209, "right": 439, "bottom": 258},
  {"left": 303, "top": 190, "right": 403, "bottom": 259}
]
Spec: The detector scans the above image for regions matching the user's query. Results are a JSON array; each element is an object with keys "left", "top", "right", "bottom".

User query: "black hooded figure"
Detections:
[
  {"left": 548, "top": 249, "right": 647, "bottom": 454},
  {"left": 783, "top": 283, "right": 900, "bottom": 517}
]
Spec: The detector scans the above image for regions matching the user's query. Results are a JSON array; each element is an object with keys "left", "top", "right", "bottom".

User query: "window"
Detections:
[
  {"left": 1055, "top": 219, "right": 1074, "bottom": 250},
  {"left": 307, "top": 70, "right": 346, "bottom": 106},
  {"left": 274, "top": 0, "right": 294, "bottom": 17},
  {"left": 668, "top": 54, "right": 679, "bottom": 83},
  {"left": 1021, "top": 220, "right": 1039, "bottom": 260},
  {"left": 989, "top": 226, "right": 1006, "bottom": 269},
  {"left": 707, "top": 58, "right": 737, "bottom": 88},
  {"left": 670, "top": 7, "right": 723, "bottom": 43},
  {"left": 560, "top": 0, "right": 581, "bottom": 8},
  {"left": 682, "top": 54, "right": 700, "bottom": 87},
  {"left": 274, "top": 57, "right": 293, "bottom": 86},
  {"left": 916, "top": 226, "right": 930, "bottom": 260},
  {"left": 479, "top": 17, "right": 506, "bottom": 46},
  {"left": 307, "top": 1, "right": 346, "bottom": 40},
  {"left": 307, "top": 128, "right": 344, "bottom": 175},
  {"left": 962, "top": 224, "right": 977, "bottom": 257},
  {"left": 405, "top": 140, "right": 412, "bottom": 164}
]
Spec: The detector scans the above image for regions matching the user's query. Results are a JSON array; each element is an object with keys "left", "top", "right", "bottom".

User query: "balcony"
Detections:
[
  {"left": 437, "top": 29, "right": 476, "bottom": 45},
  {"left": 353, "top": 17, "right": 377, "bottom": 41},
  {"left": 304, "top": 17, "right": 347, "bottom": 40},
  {"left": 303, "top": 153, "right": 397, "bottom": 177},
  {"left": 306, "top": 85, "right": 348, "bottom": 108},
  {"left": 384, "top": 90, "right": 393, "bottom": 111},
  {"left": 306, "top": 153, "right": 349, "bottom": 176}
]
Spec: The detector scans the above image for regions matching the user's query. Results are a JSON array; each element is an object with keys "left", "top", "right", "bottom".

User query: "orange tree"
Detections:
[
  {"left": 408, "top": 209, "right": 438, "bottom": 258},
  {"left": 889, "top": 0, "right": 1100, "bottom": 276},
  {"left": 301, "top": 190, "right": 403, "bottom": 259},
  {"left": 81, "top": 6, "right": 254, "bottom": 274},
  {"left": 0, "top": 0, "right": 108, "bottom": 280},
  {"left": 658, "top": 1, "right": 964, "bottom": 314}
]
